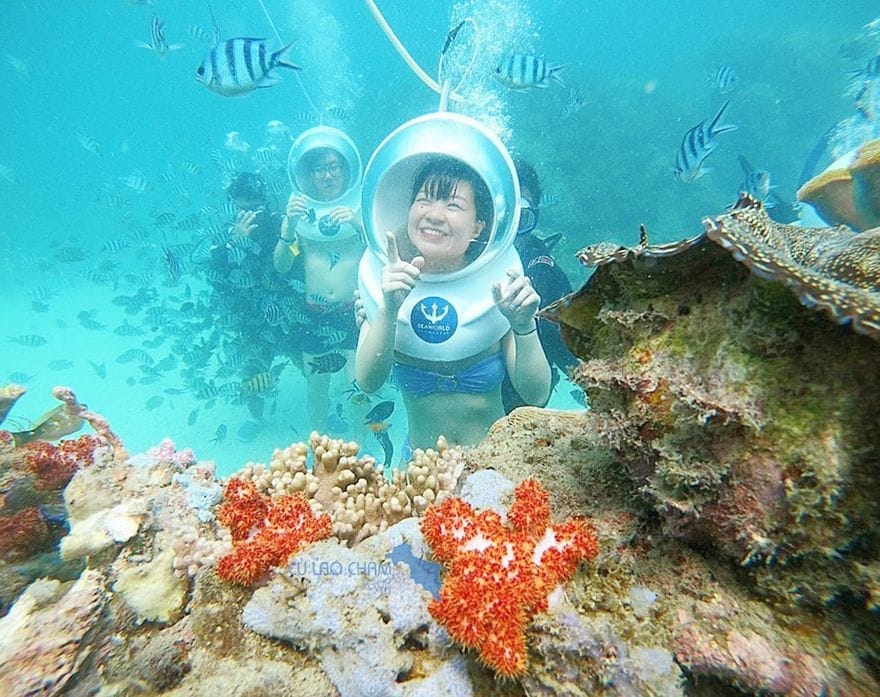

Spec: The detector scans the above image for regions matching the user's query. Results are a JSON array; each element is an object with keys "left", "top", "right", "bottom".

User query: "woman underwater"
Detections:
[{"left": 355, "top": 156, "right": 551, "bottom": 450}]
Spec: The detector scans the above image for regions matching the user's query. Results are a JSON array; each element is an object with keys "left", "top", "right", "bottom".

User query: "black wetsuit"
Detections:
[
  {"left": 501, "top": 232, "right": 578, "bottom": 413},
  {"left": 207, "top": 210, "right": 295, "bottom": 366}
]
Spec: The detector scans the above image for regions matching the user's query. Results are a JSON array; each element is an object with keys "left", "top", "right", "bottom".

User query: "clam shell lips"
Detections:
[
  {"left": 704, "top": 194, "right": 880, "bottom": 339},
  {"left": 570, "top": 195, "right": 880, "bottom": 341},
  {"left": 798, "top": 137, "right": 880, "bottom": 231}
]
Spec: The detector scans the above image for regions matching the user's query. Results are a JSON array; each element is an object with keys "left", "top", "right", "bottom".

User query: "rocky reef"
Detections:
[{"left": 1, "top": 199, "right": 878, "bottom": 696}]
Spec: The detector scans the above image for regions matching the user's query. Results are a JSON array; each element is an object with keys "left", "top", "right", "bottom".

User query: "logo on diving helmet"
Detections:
[
  {"left": 318, "top": 214, "right": 341, "bottom": 237},
  {"left": 411, "top": 296, "right": 457, "bottom": 344}
]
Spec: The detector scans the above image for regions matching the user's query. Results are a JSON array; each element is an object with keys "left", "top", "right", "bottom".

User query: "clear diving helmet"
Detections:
[
  {"left": 358, "top": 111, "right": 523, "bottom": 362},
  {"left": 287, "top": 126, "right": 363, "bottom": 241}
]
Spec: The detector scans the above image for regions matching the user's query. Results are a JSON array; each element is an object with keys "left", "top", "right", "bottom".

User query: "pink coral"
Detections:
[{"left": 147, "top": 438, "right": 196, "bottom": 468}]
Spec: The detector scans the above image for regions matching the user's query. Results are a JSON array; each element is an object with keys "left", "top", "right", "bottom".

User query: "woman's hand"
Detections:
[
  {"left": 285, "top": 193, "right": 312, "bottom": 224},
  {"left": 325, "top": 206, "right": 354, "bottom": 226},
  {"left": 493, "top": 268, "right": 541, "bottom": 333},
  {"left": 381, "top": 231, "right": 424, "bottom": 317}
]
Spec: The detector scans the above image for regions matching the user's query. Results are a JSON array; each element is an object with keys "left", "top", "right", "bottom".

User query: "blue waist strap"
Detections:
[{"left": 393, "top": 353, "right": 506, "bottom": 398}]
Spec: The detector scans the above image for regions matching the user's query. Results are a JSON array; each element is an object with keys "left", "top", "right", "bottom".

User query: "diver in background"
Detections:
[
  {"left": 502, "top": 158, "right": 578, "bottom": 413},
  {"left": 275, "top": 140, "right": 366, "bottom": 433},
  {"left": 207, "top": 172, "right": 296, "bottom": 385},
  {"left": 356, "top": 156, "right": 551, "bottom": 450}
]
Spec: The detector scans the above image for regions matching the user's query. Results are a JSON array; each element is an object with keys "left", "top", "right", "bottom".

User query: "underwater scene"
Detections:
[{"left": 1, "top": 0, "right": 880, "bottom": 695}]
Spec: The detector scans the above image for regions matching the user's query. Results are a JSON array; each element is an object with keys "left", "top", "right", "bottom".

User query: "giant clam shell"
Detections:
[{"left": 797, "top": 137, "right": 880, "bottom": 231}]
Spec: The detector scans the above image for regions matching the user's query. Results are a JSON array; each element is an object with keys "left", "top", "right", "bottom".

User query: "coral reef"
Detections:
[
  {"left": 215, "top": 478, "right": 332, "bottom": 586},
  {"left": 552, "top": 207, "right": 880, "bottom": 606},
  {"left": 2, "top": 319, "right": 878, "bottom": 697},
  {"left": 421, "top": 479, "right": 599, "bottom": 678},
  {"left": 525, "top": 210, "right": 880, "bottom": 691},
  {"left": 0, "top": 389, "right": 104, "bottom": 611},
  {"left": 235, "top": 431, "right": 464, "bottom": 545},
  {"left": 52, "top": 386, "right": 128, "bottom": 462}
]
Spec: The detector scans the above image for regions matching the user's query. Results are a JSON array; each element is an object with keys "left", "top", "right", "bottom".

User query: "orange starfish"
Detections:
[
  {"left": 216, "top": 478, "right": 332, "bottom": 586},
  {"left": 421, "top": 478, "right": 598, "bottom": 678}
]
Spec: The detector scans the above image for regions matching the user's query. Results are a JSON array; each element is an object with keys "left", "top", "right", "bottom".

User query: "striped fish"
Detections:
[
  {"left": 673, "top": 100, "right": 737, "bottom": 182},
  {"left": 210, "top": 424, "right": 227, "bottom": 445},
  {"left": 102, "top": 238, "right": 131, "bottom": 253},
  {"left": 239, "top": 371, "right": 278, "bottom": 396},
  {"left": 136, "top": 15, "right": 183, "bottom": 59},
  {"left": 196, "top": 37, "right": 301, "bottom": 97},
  {"left": 706, "top": 65, "right": 739, "bottom": 94},
  {"left": 8, "top": 334, "right": 47, "bottom": 347},
  {"left": 76, "top": 131, "right": 100, "bottom": 154},
  {"left": 494, "top": 54, "right": 566, "bottom": 90}
]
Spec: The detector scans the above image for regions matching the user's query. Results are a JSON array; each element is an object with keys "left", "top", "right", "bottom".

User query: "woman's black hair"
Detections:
[
  {"left": 410, "top": 156, "right": 493, "bottom": 264},
  {"left": 226, "top": 172, "right": 268, "bottom": 201},
  {"left": 512, "top": 157, "right": 542, "bottom": 210}
]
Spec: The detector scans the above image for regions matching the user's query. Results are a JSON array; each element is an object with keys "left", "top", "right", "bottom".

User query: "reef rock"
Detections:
[
  {"left": 523, "top": 200, "right": 880, "bottom": 692},
  {"left": 242, "top": 517, "right": 472, "bottom": 696},
  {"left": 0, "top": 570, "right": 108, "bottom": 696}
]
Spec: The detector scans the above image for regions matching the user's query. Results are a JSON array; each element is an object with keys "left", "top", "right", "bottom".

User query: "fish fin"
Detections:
[
  {"left": 272, "top": 42, "right": 302, "bottom": 71},
  {"left": 208, "top": 3, "right": 221, "bottom": 44},
  {"left": 737, "top": 154, "right": 755, "bottom": 175},
  {"left": 10, "top": 429, "right": 36, "bottom": 446},
  {"left": 549, "top": 64, "right": 567, "bottom": 88},
  {"left": 708, "top": 99, "right": 736, "bottom": 135},
  {"left": 257, "top": 75, "right": 281, "bottom": 88}
]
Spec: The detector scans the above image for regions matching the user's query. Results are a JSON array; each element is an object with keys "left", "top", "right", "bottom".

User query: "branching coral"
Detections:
[
  {"left": 215, "top": 478, "right": 332, "bottom": 586},
  {"left": 236, "top": 432, "right": 464, "bottom": 546},
  {"left": 421, "top": 479, "right": 599, "bottom": 678}
]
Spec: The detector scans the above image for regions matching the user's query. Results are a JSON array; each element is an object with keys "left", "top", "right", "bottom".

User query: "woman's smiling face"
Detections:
[{"left": 407, "top": 178, "right": 485, "bottom": 272}]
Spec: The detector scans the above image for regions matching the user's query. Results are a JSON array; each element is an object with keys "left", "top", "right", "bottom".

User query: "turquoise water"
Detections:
[{"left": 1, "top": 0, "right": 876, "bottom": 475}]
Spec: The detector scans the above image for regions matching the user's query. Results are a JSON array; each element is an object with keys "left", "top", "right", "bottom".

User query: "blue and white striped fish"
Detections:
[
  {"left": 494, "top": 54, "right": 566, "bottom": 90},
  {"left": 196, "top": 38, "right": 301, "bottom": 97},
  {"left": 137, "top": 15, "right": 183, "bottom": 59},
  {"left": 706, "top": 65, "right": 739, "bottom": 94},
  {"left": 673, "top": 100, "right": 737, "bottom": 182}
]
